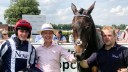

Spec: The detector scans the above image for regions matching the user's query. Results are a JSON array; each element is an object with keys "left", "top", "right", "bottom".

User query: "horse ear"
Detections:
[
  {"left": 71, "top": 3, "right": 78, "bottom": 15},
  {"left": 87, "top": 1, "right": 96, "bottom": 15}
]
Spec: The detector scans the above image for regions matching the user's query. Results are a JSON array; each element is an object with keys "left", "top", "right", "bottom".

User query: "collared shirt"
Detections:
[
  {"left": 36, "top": 42, "right": 76, "bottom": 72},
  {"left": 87, "top": 43, "right": 128, "bottom": 72}
]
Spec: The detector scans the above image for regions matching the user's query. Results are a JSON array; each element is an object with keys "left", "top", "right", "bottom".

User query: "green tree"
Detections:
[
  {"left": 119, "top": 24, "right": 127, "bottom": 30},
  {"left": 0, "top": 22, "right": 2, "bottom": 24},
  {"left": 4, "top": 0, "right": 41, "bottom": 25}
]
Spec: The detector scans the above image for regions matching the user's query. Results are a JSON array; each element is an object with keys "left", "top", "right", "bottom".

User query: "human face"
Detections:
[
  {"left": 102, "top": 30, "right": 116, "bottom": 46},
  {"left": 41, "top": 30, "right": 53, "bottom": 42},
  {"left": 17, "top": 29, "right": 29, "bottom": 41},
  {"left": 2, "top": 34, "right": 8, "bottom": 39},
  {"left": 56, "top": 32, "right": 59, "bottom": 37}
]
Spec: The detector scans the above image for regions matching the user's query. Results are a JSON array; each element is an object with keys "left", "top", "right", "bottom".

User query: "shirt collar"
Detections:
[{"left": 102, "top": 42, "right": 118, "bottom": 50}]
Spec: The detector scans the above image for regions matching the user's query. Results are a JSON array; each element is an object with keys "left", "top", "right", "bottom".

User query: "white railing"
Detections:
[
  {"left": 32, "top": 43, "right": 128, "bottom": 72},
  {"left": 32, "top": 42, "right": 128, "bottom": 48}
]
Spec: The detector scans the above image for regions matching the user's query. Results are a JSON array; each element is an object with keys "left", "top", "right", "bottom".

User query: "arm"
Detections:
[
  {"left": 80, "top": 60, "right": 89, "bottom": 68},
  {"left": 117, "top": 47, "right": 128, "bottom": 72},
  {"left": 60, "top": 46, "right": 76, "bottom": 63},
  {"left": 123, "top": 48, "right": 128, "bottom": 66},
  {"left": 80, "top": 52, "right": 97, "bottom": 68},
  {"left": 30, "top": 46, "right": 37, "bottom": 67}
]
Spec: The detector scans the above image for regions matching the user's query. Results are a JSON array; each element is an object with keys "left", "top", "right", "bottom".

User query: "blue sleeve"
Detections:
[
  {"left": 62, "top": 36, "right": 66, "bottom": 40},
  {"left": 87, "top": 52, "right": 97, "bottom": 67}
]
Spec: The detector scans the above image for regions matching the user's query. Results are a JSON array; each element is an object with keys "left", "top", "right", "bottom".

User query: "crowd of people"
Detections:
[
  {"left": 116, "top": 26, "right": 128, "bottom": 43},
  {"left": 0, "top": 19, "right": 128, "bottom": 72}
]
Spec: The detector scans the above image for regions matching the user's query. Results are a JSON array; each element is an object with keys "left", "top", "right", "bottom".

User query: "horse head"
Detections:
[{"left": 71, "top": 2, "right": 96, "bottom": 54}]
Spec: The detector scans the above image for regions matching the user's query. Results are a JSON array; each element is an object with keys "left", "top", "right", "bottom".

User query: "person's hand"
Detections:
[{"left": 117, "top": 68, "right": 128, "bottom": 72}]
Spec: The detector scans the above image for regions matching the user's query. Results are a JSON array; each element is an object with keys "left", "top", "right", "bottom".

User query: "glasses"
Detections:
[{"left": 3, "top": 34, "right": 8, "bottom": 35}]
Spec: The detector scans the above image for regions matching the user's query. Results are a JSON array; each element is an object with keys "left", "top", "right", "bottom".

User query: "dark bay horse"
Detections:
[{"left": 71, "top": 2, "right": 103, "bottom": 72}]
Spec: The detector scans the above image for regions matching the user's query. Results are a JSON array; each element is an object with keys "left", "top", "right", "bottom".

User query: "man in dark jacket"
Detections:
[{"left": 75, "top": 26, "right": 128, "bottom": 72}]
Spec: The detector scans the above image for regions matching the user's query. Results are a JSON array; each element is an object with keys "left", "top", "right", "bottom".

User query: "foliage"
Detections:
[
  {"left": 95, "top": 25, "right": 102, "bottom": 29},
  {"left": 61, "top": 31, "right": 71, "bottom": 43},
  {"left": 4, "top": 0, "right": 41, "bottom": 25},
  {"left": 112, "top": 24, "right": 127, "bottom": 30},
  {"left": 52, "top": 24, "right": 72, "bottom": 30},
  {"left": 8, "top": 31, "right": 15, "bottom": 37},
  {"left": 0, "top": 22, "right": 2, "bottom": 24},
  {"left": 52, "top": 23, "right": 128, "bottom": 31}
]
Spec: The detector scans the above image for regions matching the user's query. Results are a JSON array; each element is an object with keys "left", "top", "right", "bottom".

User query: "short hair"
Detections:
[
  {"left": 101, "top": 26, "right": 116, "bottom": 36},
  {"left": 2, "top": 30, "right": 8, "bottom": 35},
  {"left": 58, "top": 30, "right": 62, "bottom": 35},
  {"left": 1, "top": 30, "right": 8, "bottom": 39}
]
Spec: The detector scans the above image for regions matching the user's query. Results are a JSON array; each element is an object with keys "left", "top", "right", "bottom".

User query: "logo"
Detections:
[
  {"left": 112, "top": 54, "right": 119, "bottom": 58},
  {"left": 15, "top": 50, "right": 29, "bottom": 59}
]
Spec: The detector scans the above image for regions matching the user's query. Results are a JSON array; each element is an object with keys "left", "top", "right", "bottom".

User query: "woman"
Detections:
[{"left": 0, "top": 30, "right": 9, "bottom": 44}]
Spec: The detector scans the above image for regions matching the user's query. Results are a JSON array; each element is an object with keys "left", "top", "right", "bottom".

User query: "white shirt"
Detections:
[{"left": 69, "top": 34, "right": 74, "bottom": 43}]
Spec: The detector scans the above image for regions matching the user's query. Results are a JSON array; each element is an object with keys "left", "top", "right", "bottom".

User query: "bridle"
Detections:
[
  {"left": 74, "top": 15, "right": 90, "bottom": 18},
  {"left": 72, "top": 14, "right": 93, "bottom": 56}
]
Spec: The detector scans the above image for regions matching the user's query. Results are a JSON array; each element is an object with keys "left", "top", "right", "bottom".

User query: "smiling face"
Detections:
[
  {"left": 41, "top": 30, "right": 54, "bottom": 43},
  {"left": 17, "top": 29, "right": 29, "bottom": 41}
]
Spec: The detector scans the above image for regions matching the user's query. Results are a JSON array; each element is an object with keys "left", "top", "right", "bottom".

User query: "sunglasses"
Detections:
[{"left": 3, "top": 34, "right": 8, "bottom": 35}]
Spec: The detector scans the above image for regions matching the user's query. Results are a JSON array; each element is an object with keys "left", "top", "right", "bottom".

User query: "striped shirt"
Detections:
[{"left": 0, "top": 37, "right": 36, "bottom": 72}]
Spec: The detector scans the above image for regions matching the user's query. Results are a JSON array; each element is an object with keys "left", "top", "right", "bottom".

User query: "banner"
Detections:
[
  {"left": 33, "top": 43, "right": 128, "bottom": 72},
  {"left": 60, "top": 48, "right": 77, "bottom": 72}
]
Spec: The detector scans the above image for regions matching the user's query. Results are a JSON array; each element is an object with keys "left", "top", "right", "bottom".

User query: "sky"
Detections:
[{"left": 0, "top": 0, "right": 128, "bottom": 26}]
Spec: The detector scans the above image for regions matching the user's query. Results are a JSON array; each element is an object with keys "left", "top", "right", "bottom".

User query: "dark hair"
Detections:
[
  {"left": 58, "top": 30, "right": 62, "bottom": 35},
  {"left": 57, "top": 30, "right": 63, "bottom": 41}
]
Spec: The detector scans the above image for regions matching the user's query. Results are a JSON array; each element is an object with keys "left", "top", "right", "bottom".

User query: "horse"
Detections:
[{"left": 71, "top": 2, "right": 103, "bottom": 72}]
